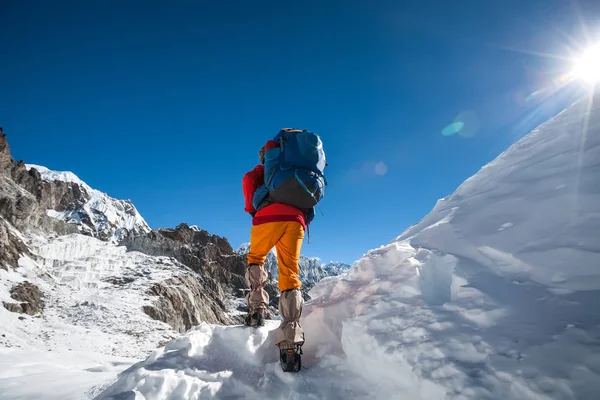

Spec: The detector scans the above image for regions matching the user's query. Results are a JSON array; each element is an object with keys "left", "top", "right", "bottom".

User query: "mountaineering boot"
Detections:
[
  {"left": 279, "top": 342, "right": 302, "bottom": 372},
  {"left": 275, "top": 288, "right": 304, "bottom": 372},
  {"left": 244, "top": 307, "right": 265, "bottom": 327}
]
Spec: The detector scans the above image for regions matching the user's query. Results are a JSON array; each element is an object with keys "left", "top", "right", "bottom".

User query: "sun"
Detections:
[{"left": 571, "top": 43, "right": 600, "bottom": 84}]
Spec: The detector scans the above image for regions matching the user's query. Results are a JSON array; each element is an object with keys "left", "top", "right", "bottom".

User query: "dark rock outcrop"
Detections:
[
  {"left": 0, "top": 220, "right": 29, "bottom": 270},
  {"left": 142, "top": 274, "right": 238, "bottom": 332},
  {"left": 2, "top": 133, "right": 149, "bottom": 243},
  {"left": 0, "top": 133, "right": 13, "bottom": 173},
  {"left": 0, "top": 134, "right": 75, "bottom": 237},
  {"left": 2, "top": 281, "right": 44, "bottom": 315},
  {"left": 122, "top": 223, "right": 248, "bottom": 293},
  {"left": 124, "top": 223, "right": 285, "bottom": 324}
]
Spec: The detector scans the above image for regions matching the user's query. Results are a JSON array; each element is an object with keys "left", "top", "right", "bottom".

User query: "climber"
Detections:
[{"left": 242, "top": 128, "right": 327, "bottom": 371}]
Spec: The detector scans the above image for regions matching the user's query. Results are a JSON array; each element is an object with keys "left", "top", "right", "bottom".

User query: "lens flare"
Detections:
[
  {"left": 442, "top": 121, "right": 464, "bottom": 136},
  {"left": 571, "top": 43, "right": 600, "bottom": 84}
]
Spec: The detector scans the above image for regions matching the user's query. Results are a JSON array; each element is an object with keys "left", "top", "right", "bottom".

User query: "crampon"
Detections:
[{"left": 278, "top": 343, "right": 303, "bottom": 372}]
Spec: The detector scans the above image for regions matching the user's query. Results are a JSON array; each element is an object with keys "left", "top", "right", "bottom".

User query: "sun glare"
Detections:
[{"left": 571, "top": 43, "right": 600, "bottom": 84}]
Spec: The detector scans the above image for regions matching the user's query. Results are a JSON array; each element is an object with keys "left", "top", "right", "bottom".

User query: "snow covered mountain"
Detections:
[
  {"left": 97, "top": 95, "right": 600, "bottom": 400},
  {"left": 321, "top": 260, "right": 352, "bottom": 276},
  {"left": 236, "top": 243, "right": 351, "bottom": 289},
  {"left": 0, "top": 133, "right": 258, "bottom": 398},
  {"left": 25, "top": 164, "right": 150, "bottom": 242}
]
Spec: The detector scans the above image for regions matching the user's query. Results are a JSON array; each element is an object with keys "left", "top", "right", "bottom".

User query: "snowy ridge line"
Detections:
[
  {"left": 25, "top": 163, "right": 151, "bottom": 241},
  {"left": 26, "top": 164, "right": 95, "bottom": 194}
]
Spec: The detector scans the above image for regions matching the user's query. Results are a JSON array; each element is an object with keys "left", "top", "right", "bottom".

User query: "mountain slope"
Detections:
[
  {"left": 0, "top": 134, "right": 253, "bottom": 398},
  {"left": 26, "top": 164, "right": 150, "bottom": 242},
  {"left": 97, "top": 95, "right": 600, "bottom": 400},
  {"left": 394, "top": 97, "right": 600, "bottom": 293}
]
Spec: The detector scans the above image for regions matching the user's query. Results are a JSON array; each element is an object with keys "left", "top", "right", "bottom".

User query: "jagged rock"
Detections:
[
  {"left": 0, "top": 138, "right": 43, "bottom": 269},
  {"left": 124, "top": 224, "right": 257, "bottom": 326},
  {"left": 0, "top": 176, "right": 38, "bottom": 226},
  {"left": 142, "top": 274, "right": 236, "bottom": 332},
  {"left": 0, "top": 220, "right": 29, "bottom": 270},
  {"left": 124, "top": 224, "right": 284, "bottom": 325},
  {"left": 11, "top": 160, "right": 43, "bottom": 198},
  {"left": 3, "top": 281, "right": 44, "bottom": 315},
  {"left": 0, "top": 134, "right": 76, "bottom": 237},
  {"left": 0, "top": 133, "right": 13, "bottom": 174},
  {"left": 24, "top": 164, "right": 150, "bottom": 242},
  {"left": 122, "top": 223, "right": 248, "bottom": 293},
  {"left": 38, "top": 179, "right": 89, "bottom": 213},
  {"left": 3, "top": 302, "right": 24, "bottom": 314},
  {"left": 102, "top": 276, "right": 135, "bottom": 286}
]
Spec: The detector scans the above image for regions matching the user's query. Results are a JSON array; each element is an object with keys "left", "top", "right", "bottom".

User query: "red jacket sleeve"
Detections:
[
  {"left": 243, "top": 165, "right": 265, "bottom": 213},
  {"left": 264, "top": 140, "right": 278, "bottom": 151}
]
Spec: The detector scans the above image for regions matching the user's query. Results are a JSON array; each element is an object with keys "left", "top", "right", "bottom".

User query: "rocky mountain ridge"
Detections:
[{"left": 0, "top": 132, "right": 246, "bottom": 358}]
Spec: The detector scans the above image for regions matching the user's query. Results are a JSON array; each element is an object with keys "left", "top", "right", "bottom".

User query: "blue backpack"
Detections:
[{"left": 253, "top": 128, "right": 327, "bottom": 223}]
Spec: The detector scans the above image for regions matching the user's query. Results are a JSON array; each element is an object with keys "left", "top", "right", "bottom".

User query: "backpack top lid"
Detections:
[
  {"left": 280, "top": 128, "right": 305, "bottom": 133},
  {"left": 274, "top": 128, "right": 326, "bottom": 175},
  {"left": 253, "top": 128, "right": 327, "bottom": 213}
]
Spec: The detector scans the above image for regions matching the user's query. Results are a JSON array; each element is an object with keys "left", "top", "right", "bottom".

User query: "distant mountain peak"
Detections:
[
  {"left": 25, "top": 164, "right": 150, "bottom": 242},
  {"left": 25, "top": 164, "right": 94, "bottom": 193}
]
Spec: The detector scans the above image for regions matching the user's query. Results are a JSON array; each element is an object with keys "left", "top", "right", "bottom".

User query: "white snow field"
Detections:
[
  {"left": 0, "top": 233, "right": 190, "bottom": 399},
  {"left": 0, "top": 348, "right": 132, "bottom": 400},
  {"left": 95, "top": 95, "right": 600, "bottom": 399}
]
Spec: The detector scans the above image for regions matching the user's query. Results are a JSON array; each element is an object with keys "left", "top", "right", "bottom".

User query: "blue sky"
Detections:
[{"left": 1, "top": 0, "right": 598, "bottom": 263}]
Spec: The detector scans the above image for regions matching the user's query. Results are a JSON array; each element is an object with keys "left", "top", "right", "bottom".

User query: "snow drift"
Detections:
[{"left": 97, "top": 95, "right": 600, "bottom": 399}]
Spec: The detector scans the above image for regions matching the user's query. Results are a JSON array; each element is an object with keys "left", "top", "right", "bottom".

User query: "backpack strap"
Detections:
[{"left": 294, "top": 170, "right": 319, "bottom": 203}]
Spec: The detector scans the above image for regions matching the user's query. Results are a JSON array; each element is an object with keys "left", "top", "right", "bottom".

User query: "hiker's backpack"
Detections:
[{"left": 253, "top": 128, "right": 327, "bottom": 219}]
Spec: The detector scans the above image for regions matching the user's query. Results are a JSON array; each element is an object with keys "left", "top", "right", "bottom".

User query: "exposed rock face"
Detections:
[
  {"left": 0, "top": 133, "right": 148, "bottom": 270},
  {"left": 0, "top": 134, "right": 77, "bottom": 236},
  {"left": 0, "top": 217, "right": 29, "bottom": 270},
  {"left": 2, "top": 281, "right": 44, "bottom": 315},
  {"left": 0, "top": 133, "right": 13, "bottom": 173},
  {"left": 123, "top": 223, "right": 248, "bottom": 293},
  {"left": 0, "top": 134, "right": 71, "bottom": 270},
  {"left": 121, "top": 223, "right": 276, "bottom": 326},
  {"left": 0, "top": 171, "right": 39, "bottom": 228},
  {"left": 142, "top": 274, "right": 237, "bottom": 333},
  {"left": 24, "top": 163, "right": 151, "bottom": 242}
]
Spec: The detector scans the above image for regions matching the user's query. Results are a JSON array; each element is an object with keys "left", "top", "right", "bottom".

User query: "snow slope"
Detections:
[
  {"left": 0, "top": 233, "right": 183, "bottom": 358},
  {"left": 0, "top": 232, "right": 192, "bottom": 399},
  {"left": 26, "top": 164, "right": 151, "bottom": 242},
  {"left": 0, "top": 348, "right": 132, "bottom": 400},
  {"left": 97, "top": 95, "right": 600, "bottom": 399},
  {"left": 26, "top": 164, "right": 94, "bottom": 193}
]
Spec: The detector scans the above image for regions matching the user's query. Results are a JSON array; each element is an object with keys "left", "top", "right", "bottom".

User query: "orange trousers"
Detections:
[{"left": 247, "top": 221, "right": 305, "bottom": 292}]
